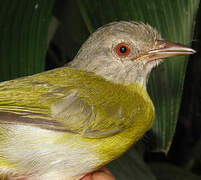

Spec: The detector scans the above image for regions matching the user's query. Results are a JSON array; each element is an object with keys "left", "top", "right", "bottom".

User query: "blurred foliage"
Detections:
[
  {"left": 0, "top": 0, "right": 54, "bottom": 81},
  {"left": 107, "top": 146, "right": 156, "bottom": 180},
  {"left": 150, "top": 163, "right": 201, "bottom": 180},
  {"left": 0, "top": 0, "right": 201, "bottom": 179}
]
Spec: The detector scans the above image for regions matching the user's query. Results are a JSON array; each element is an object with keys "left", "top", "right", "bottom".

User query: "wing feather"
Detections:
[{"left": 0, "top": 67, "right": 153, "bottom": 138}]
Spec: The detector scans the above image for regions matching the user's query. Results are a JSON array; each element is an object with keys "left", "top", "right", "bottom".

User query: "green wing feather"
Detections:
[{"left": 0, "top": 67, "right": 154, "bottom": 138}]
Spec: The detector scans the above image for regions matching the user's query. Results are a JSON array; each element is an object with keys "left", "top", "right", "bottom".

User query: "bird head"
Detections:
[{"left": 69, "top": 21, "right": 195, "bottom": 87}]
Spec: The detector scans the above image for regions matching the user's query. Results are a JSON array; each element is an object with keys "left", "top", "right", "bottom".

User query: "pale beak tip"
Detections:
[
  {"left": 148, "top": 41, "right": 196, "bottom": 60},
  {"left": 182, "top": 48, "right": 196, "bottom": 55},
  {"left": 190, "top": 49, "right": 196, "bottom": 54}
]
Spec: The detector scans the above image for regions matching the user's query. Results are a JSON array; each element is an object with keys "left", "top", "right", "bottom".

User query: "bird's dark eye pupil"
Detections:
[
  {"left": 119, "top": 46, "right": 127, "bottom": 53},
  {"left": 115, "top": 43, "right": 130, "bottom": 56}
]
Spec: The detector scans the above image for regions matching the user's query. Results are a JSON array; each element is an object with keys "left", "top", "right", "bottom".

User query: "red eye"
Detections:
[{"left": 115, "top": 43, "right": 130, "bottom": 56}]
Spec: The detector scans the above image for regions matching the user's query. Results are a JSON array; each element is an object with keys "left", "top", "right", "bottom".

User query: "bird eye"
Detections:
[{"left": 115, "top": 43, "right": 130, "bottom": 57}]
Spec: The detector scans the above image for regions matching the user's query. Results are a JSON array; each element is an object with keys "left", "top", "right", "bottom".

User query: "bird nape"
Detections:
[{"left": 0, "top": 21, "right": 195, "bottom": 180}]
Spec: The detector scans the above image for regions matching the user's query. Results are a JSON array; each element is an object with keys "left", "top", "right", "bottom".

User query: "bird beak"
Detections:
[{"left": 131, "top": 40, "right": 195, "bottom": 62}]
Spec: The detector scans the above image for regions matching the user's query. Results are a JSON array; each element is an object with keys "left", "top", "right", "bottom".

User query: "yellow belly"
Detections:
[{"left": 0, "top": 107, "right": 153, "bottom": 180}]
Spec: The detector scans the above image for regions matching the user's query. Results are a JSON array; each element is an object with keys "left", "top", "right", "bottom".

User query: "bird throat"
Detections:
[{"left": 69, "top": 55, "right": 162, "bottom": 89}]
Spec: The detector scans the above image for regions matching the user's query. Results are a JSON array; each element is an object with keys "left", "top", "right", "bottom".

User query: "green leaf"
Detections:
[
  {"left": 50, "top": 0, "right": 89, "bottom": 64},
  {"left": 107, "top": 147, "right": 156, "bottom": 180},
  {"left": 76, "top": 0, "right": 199, "bottom": 151},
  {"left": 150, "top": 163, "right": 201, "bottom": 180},
  {"left": 47, "top": 16, "right": 59, "bottom": 46},
  {"left": 0, "top": 0, "right": 54, "bottom": 82}
]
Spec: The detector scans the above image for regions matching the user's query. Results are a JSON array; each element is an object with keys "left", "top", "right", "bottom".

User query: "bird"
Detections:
[{"left": 0, "top": 21, "right": 195, "bottom": 180}]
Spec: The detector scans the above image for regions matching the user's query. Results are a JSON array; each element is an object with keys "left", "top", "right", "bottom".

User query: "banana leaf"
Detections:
[{"left": 0, "top": 0, "right": 54, "bottom": 81}]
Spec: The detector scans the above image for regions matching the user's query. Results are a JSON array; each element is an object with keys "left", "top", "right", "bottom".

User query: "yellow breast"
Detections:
[
  {"left": 56, "top": 83, "right": 154, "bottom": 169},
  {"left": 88, "top": 84, "right": 154, "bottom": 166}
]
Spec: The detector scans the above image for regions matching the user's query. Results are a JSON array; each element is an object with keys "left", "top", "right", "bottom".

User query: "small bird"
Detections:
[{"left": 0, "top": 21, "right": 194, "bottom": 180}]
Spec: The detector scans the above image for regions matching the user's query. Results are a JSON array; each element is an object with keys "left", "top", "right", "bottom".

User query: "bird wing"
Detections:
[{"left": 0, "top": 67, "right": 153, "bottom": 138}]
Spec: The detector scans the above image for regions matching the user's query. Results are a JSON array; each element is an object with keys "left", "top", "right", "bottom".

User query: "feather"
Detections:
[{"left": 0, "top": 67, "right": 154, "bottom": 138}]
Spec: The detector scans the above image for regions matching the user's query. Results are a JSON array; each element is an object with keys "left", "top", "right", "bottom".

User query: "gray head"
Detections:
[{"left": 69, "top": 21, "right": 195, "bottom": 87}]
